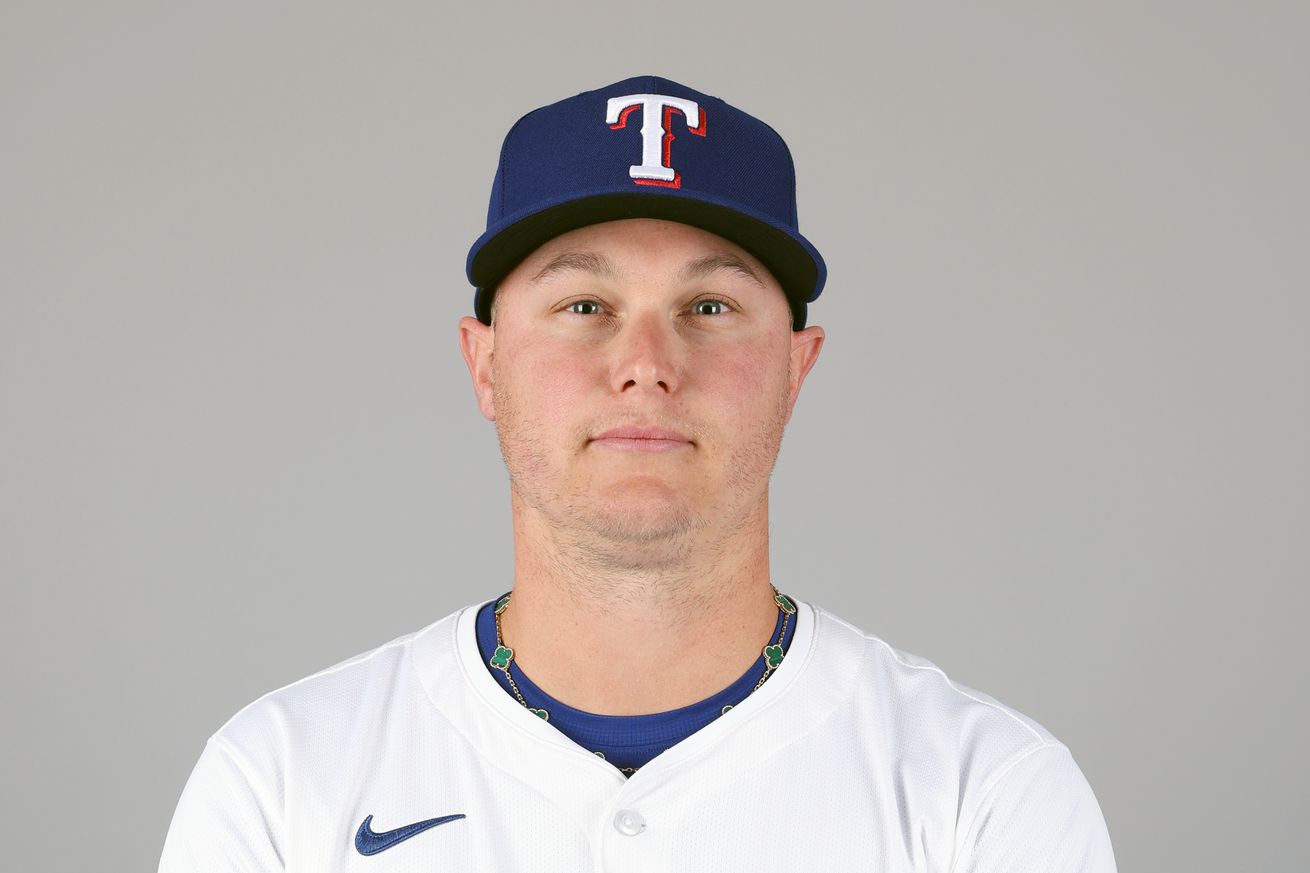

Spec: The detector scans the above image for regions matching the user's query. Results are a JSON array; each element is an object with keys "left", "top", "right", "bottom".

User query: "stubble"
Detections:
[{"left": 491, "top": 360, "right": 793, "bottom": 567}]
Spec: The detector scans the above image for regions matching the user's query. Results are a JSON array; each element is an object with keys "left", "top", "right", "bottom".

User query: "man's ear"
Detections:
[
  {"left": 458, "top": 316, "right": 496, "bottom": 421},
  {"left": 785, "top": 324, "right": 825, "bottom": 423}
]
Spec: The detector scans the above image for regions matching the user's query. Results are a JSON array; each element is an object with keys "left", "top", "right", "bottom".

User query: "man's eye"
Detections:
[
  {"left": 568, "top": 300, "right": 602, "bottom": 315},
  {"left": 693, "top": 299, "right": 726, "bottom": 316}
]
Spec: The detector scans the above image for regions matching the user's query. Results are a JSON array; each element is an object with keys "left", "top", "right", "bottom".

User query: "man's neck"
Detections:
[{"left": 497, "top": 494, "right": 780, "bottom": 716}]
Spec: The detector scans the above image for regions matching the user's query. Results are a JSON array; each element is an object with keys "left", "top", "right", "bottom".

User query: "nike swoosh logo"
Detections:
[{"left": 354, "top": 813, "right": 467, "bottom": 855}]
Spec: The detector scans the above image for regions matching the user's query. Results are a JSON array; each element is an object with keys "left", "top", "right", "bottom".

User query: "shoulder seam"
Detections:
[
  {"left": 945, "top": 741, "right": 1071, "bottom": 873},
  {"left": 812, "top": 605, "right": 1047, "bottom": 745},
  {"left": 203, "top": 734, "right": 289, "bottom": 867}
]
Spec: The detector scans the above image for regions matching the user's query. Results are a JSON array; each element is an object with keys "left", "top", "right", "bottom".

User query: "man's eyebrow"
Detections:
[
  {"left": 529, "top": 251, "right": 619, "bottom": 285},
  {"left": 677, "top": 253, "right": 765, "bottom": 287}
]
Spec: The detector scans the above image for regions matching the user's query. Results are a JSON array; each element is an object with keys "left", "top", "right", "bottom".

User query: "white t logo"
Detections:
[{"left": 605, "top": 93, "right": 707, "bottom": 188}]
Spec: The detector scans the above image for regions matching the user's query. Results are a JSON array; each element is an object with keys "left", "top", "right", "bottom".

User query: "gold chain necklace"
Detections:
[{"left": 489, "top": 587, "right": 797, "bottom": 776}]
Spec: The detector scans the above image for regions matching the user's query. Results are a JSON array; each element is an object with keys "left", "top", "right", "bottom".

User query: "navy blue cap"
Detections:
[{"left": 466, "top": 75, "right": 826, "bottom": 329}]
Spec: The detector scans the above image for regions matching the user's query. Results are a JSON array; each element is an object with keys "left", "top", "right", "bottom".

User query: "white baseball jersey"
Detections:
[{"left": 158, "top": 598, "right": 1116, "bottom": 871}]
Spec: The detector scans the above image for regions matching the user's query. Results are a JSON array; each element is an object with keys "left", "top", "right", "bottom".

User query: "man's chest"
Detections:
[{"left": 280, "top": 728, "right": 954, "bottom": 873}]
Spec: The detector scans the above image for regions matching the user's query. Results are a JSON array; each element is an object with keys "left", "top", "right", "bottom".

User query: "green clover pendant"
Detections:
[
  {"left": 774, "top": 593, "right": 797, "bottom": 615},
  {"left": 494, "top": 595, "right": 511, "bottom": 615},
  {"left": 529, "top": 708, "right": 549, "bottom": 721},
  {"left": 490, "top": 644, "right": 514, "bottom": 671},
  {"left": 763, "top": 643, "right": 785, "bottom": 669}
]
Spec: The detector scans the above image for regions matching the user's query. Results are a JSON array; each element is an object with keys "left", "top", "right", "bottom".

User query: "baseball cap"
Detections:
[{"left": 466, "top": 75, "right": 827, "bottom": 330}]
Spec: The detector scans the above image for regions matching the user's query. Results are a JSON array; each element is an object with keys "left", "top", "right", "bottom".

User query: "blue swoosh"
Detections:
[{"left": 354, "top": 813, "right": 467, "bottom": 855}]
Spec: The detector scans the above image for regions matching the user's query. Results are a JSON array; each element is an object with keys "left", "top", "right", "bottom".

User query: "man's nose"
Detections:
[{"left": 609, "top": 310, "right": 680, "bottom": 395}]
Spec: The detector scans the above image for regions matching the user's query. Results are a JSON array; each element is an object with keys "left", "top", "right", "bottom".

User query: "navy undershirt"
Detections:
[{"left": 474, "top": 593, "right": 796, "bottom": 776}]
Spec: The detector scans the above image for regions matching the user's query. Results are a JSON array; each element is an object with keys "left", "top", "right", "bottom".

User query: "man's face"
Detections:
[{"left": 460, "top": 219, "right": 824, "bottom": 551}]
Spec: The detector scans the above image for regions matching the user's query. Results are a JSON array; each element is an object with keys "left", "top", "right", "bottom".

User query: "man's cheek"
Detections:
[
  {"left": 716, "top": 348, "right": 786, "bottom": 401},
  {"left": 511, "top": 351, "right": 592, "bottom": 437},
  {"left": 507, "top": 345, "right": 586, "bottom": 396}
]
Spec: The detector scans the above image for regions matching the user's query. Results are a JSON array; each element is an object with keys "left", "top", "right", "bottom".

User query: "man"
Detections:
[{"left": 159, "top": 75, "right": 1116, "bottom": 871}]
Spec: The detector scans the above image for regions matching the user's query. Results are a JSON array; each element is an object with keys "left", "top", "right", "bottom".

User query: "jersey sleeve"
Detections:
[
  {"left": 157, "top": 737, "right": 285, "bottom": 873},
  {"left": 952, "top": 742, "right": 1117, "bottom": 873}
]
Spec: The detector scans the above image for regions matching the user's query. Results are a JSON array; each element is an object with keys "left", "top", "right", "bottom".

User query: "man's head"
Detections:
[{"left": 459, "top": 76, "right": 827, "bottom": 559}]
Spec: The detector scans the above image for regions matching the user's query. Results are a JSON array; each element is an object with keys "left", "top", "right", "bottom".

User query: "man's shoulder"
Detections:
[
  {"left": 207, "top": 606, "right": 467, "bottom": 759},
  {"left": 808, "top": 603, "right": 1063, "bottom": 758},
  {"left": 806, "top": 607, "right": 1115, "bottom": 871}
]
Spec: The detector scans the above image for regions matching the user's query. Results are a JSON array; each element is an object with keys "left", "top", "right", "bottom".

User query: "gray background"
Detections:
[{"left": 3, "top": 2, "right": 1306, "bottom": 871}]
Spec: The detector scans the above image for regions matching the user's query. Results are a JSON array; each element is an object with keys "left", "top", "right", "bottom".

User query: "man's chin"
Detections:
[{"left": 575, "top": 495, "right": 707, "bottom": 547}]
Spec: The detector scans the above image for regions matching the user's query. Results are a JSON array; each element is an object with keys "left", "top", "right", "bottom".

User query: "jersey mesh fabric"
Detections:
[
  {"left": 158, "top": 599, "right": 1117, "bottom": 872},
  {"left": 474, "top": 594, "right": 797, "bottom": 773}
]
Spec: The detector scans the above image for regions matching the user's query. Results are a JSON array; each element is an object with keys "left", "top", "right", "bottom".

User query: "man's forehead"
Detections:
[{"left": 528, "top": 251, "right": 769, "bottom": 291}]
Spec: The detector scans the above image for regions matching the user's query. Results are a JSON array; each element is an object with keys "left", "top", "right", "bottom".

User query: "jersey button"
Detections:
[{"left": 613, "top": 809, "right": 646, "bottom": 836}]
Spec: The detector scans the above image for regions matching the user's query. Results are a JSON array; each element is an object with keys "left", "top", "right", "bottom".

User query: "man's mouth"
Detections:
[{"left": 588, "top": 426, "right": 694, "bottom": 452}]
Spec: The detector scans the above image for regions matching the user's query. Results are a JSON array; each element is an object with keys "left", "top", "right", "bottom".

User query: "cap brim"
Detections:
[{"left": 467, "top": 191, "right": 825, "bottom": 329}]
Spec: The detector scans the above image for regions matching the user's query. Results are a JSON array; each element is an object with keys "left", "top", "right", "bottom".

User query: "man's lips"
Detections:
[{"left": 588, "top": 426, "right": 694, "bottom": 453}]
